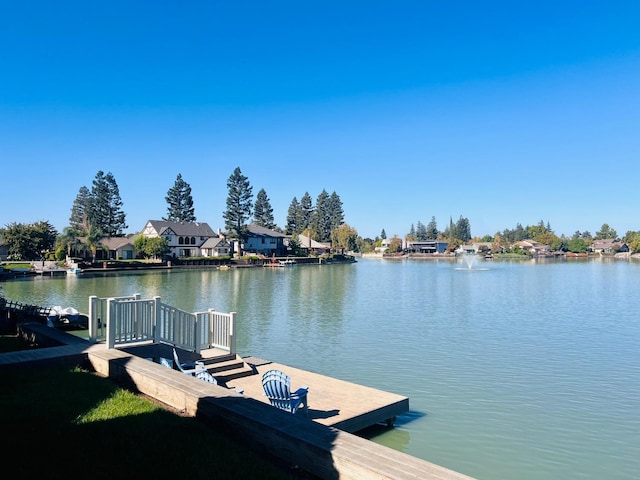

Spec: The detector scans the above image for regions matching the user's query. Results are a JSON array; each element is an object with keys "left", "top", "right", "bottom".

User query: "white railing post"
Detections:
[
  {"left": 229, "top": 311, "right": 236, "bottom": 355},
  {"left": 106, "top": 298, "right": 115, "bottom": 349},
  {"left": 153, "top": 296, "right": 161, "bottom": 344},
  {"left": 208, "top": 308, "right": 216, "bottom": 350},
  {"left": 88, "top": 295, "right": 98, "bottom": 342},
  {"left": 194, "top": 313, "right": 201, "bottom": 354}
]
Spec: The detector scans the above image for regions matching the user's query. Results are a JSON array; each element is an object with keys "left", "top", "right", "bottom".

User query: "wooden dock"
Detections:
[
  {"left": 230, "top": 357, "right": 409, "bottom": 433},
  {"left": 1, "top": 327, "right": 474, "bottom": 479}
]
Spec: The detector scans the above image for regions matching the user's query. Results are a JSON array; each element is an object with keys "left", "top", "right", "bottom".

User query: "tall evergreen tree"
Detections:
[
  {"left": 223, "top": 167, "right": 253, "bottom": 254},
  {"left": 380, "top": 229, "right": 387, "bottom": 240},
  {"left": 69, "top": 186, "right": 91, "bottom": 232},
  {"left": 456, "top": 215, "right": 472, "bottom": 242},
  {"left": 164, "top": 173, "right": 196, "bottom": 222},
  {"left": 416, "top": 221, "right": 427, "bottom": 241},
  {"left": 426, "top": 216, "right": 439, "bottom": 240},
  {"left": 285, "top": 197, "right": 300, "bottom": 234},
  {"left": 311, "top": 189, "right": 332, "bottom": 242},
  {"left": 87, "top": 171, "right": 127, "bottom": 237},
  {"left": 328, "top": 191, "right": 344, "bottom": 231},
  {"left": 253, "top": 188, "right": 275, "bottom": 229},
  {"left": 299, "top": 192, "right": 314, "bottom": 232}
]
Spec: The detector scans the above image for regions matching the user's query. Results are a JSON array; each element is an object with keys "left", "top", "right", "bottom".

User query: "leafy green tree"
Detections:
[
  {"left": 285, "top": 197, "right": 301, "bottom": 234},
  {"left": 567, "top": 238, "right": 587, "bottom": 253},
  {"left": 595, "top": 223, "right": 617, "bottom": 240},
  {"left": 331, "top": 223, "right": 358, "bottom": 252},
  {"left": 164, "top": 173, "right": 196, "bottom": 222},
  {"left": 69, "top": 186, "right": 91, "bottom": 232},
  {"left": 223, "top": 167, "right": 253, "bottom": 255},
  {"left": 88, "top": 171, "right": 127, "bottom": 237},
  {"left": 0, "top": 221, "right": 58, "bottom": 260},
  {"left": 135, "top": 236, "right": 169, "bottom": 260},
  {"left": 253, "top": 188, "right": 276, "bottom": 229}
]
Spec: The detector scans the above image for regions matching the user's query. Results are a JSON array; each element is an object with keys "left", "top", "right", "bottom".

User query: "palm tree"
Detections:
[{"left": 57, "top": 226, "right": 83, "bottom": 259}]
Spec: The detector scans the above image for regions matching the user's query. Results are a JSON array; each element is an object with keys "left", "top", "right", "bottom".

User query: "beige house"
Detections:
[
  {"left": 591, "top": 239, "right": 628, "bottom": 254},
  {"left": 200, "top": 237, "right": 231, "bottom": 257},
  {"left": 512, "top": 240, "right": 550, "bottom": 255}
]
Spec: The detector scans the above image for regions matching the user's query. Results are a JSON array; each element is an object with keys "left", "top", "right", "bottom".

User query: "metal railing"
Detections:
[{"left": 88, "top": 294, "right": 236, "bottom": 354}]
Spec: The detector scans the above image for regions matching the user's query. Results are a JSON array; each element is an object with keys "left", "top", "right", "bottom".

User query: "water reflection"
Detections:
[{"left": 3, "top": 259, "right": 640, "bottom": 480}]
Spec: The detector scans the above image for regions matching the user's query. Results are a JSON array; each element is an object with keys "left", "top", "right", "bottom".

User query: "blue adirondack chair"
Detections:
[
  {"left": 169, "top": 348, "right": 217, "bottom": 384},
  {"left": 261, "top": 369, "right": 309, "bottom": 415}
]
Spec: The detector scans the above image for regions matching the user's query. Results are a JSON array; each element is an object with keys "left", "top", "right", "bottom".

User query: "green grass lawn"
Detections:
[{"left": 0, "top": 336, "right": 310, "bottom": 479}]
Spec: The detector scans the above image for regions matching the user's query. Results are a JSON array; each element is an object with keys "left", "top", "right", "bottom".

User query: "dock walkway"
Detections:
[{"left": 231, "top": 357, "right": 409, "bottom": 433}]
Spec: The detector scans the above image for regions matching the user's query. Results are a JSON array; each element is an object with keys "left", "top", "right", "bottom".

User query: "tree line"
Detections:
[
  {"left": 0, "top": 167, "right": 355, "bottom": 260},
  {"left": 2, "top": 167, "right": 640, "bottom": 260}
]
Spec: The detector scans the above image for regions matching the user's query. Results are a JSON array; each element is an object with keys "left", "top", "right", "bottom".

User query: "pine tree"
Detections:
[
  {"left": 69, "top": 185, "right": 91, "bottom": 232},
  {"left": 426, "top": 216, "right": 439, "bottom": 240},
  {"left": 380, "top": 229, "right": 387, "bottom": 240},
  {"left": 87, "top": 171, "right": 127, "bottom": 237},
  {"left": 253, "top": 188, "right": 275, "bottom": 229},
  {"left": 285, "top": 197, "right": 300, "bottom": 234},
  {"left": 312, "top": 189, "right": 331, "bottom": 242},
  {"left": 299, "top": 192, "right": 314, "bottom": 232},
  {"left": 164, "top": 173, "right": 196, "bottom": 222},
  {"left": 223, "top": 167, "right": 253, "bottom": 254},
  {"left": 328, "top": 191, "right": 344, "bottom": 231}
]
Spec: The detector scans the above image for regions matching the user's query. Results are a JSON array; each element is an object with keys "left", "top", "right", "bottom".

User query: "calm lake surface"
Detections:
[{"left": 4, "top": 257, "right": 639, "bottom": 480}]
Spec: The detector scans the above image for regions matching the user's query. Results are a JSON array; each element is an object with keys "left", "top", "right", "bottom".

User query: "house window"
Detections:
[
  {"left": 261, "top": 238, "right": 265, "bottom": 244},
  {"left": 191, "top": 237, "right": 196, "bottom": 245},
  {"left": 179, "top": 237, "right": 184, "bottom": 245}
]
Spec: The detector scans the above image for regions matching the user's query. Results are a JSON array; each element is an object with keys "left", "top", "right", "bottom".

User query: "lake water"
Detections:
[{"left": 4, "top": 257, "right": 639, "bottom": 480}]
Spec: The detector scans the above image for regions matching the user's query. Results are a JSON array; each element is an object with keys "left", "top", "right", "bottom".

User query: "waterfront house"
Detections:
[
  {"left": 591, "top": 239, "right": 629, "bottom": 254},
  {"left": 200, "top": 236, "right": 231, "bottom": 257},
  {"left": 140, "top": 220, "right": 219, "bottom": 258},
  {"left": 407, "top": 240, "right": 449, "bottom": 254},
  {"left": 286, "top": 234, "right": 331, "bottom": 256},
  {"left": 512, "top": 240, "right": 550, "bottom": 255},
  {"left": 98, "top": 237, "right": 136, "bottom": 260},
  {"left": 242, "top": 224, "right": 287, "bottom": 257}
]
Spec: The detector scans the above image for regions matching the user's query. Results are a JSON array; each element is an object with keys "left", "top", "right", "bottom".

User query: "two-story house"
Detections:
[
  {"left": 241, "top": 224, "right": 287, "bottom": 257},
  {"left": 141, "top": 220, "right": 222, "bottom": 258}
]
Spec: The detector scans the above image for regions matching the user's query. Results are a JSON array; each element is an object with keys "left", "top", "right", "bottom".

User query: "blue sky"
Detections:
[{"left": 2, "top": 1, "right": 639, "bottom": 240}]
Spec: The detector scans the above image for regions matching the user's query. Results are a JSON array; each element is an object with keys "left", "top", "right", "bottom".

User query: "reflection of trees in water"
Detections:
[{"left": 287, "top": 264, "right": 352, "bottom": 334}]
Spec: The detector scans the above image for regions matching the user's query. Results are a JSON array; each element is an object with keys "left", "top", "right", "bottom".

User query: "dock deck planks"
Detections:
[{"left": 227, "top": 358, "right": 410, "bottom": 433}]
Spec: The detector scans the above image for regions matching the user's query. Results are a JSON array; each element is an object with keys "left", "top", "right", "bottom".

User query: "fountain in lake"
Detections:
[{"left": 456, "top": 253, "right": 489, "bottom": 271}]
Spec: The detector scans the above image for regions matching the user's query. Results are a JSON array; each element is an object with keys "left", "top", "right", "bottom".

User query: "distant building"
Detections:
[
  {"left": 407, "top": 240, "right": 449, "bottom": 254},
  {"left": 591, "top": 239, "right": 628, "bottom": 254}
]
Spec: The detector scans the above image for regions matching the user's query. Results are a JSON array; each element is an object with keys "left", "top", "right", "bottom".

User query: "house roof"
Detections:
[
  {"left": 291, "top": 234, "right": 331, "bottom": 250},
  {"left": 146, "top": 220, "right": 217, "bottom": 237},
  {"left": 201, "top": 237, "right": 229, "bottom": 249},
  {"left": 100, "top": 237, "right": 135, "bottom": 250},
  {"left": 246, "top": 224, "right": 286, "bottom": 238}
]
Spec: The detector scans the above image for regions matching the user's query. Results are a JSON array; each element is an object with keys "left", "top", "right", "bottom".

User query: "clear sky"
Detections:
[{"left": 2, "top": 1, "right": 639, "bottom": 240}]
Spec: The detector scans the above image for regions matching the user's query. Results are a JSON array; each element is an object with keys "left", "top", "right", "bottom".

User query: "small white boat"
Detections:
[
  {"left": 278, "top": 258, "right": 297, "bottom": 266},
  {"left": 67, "top": 267, "right": 82, "bottom": 275}
]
